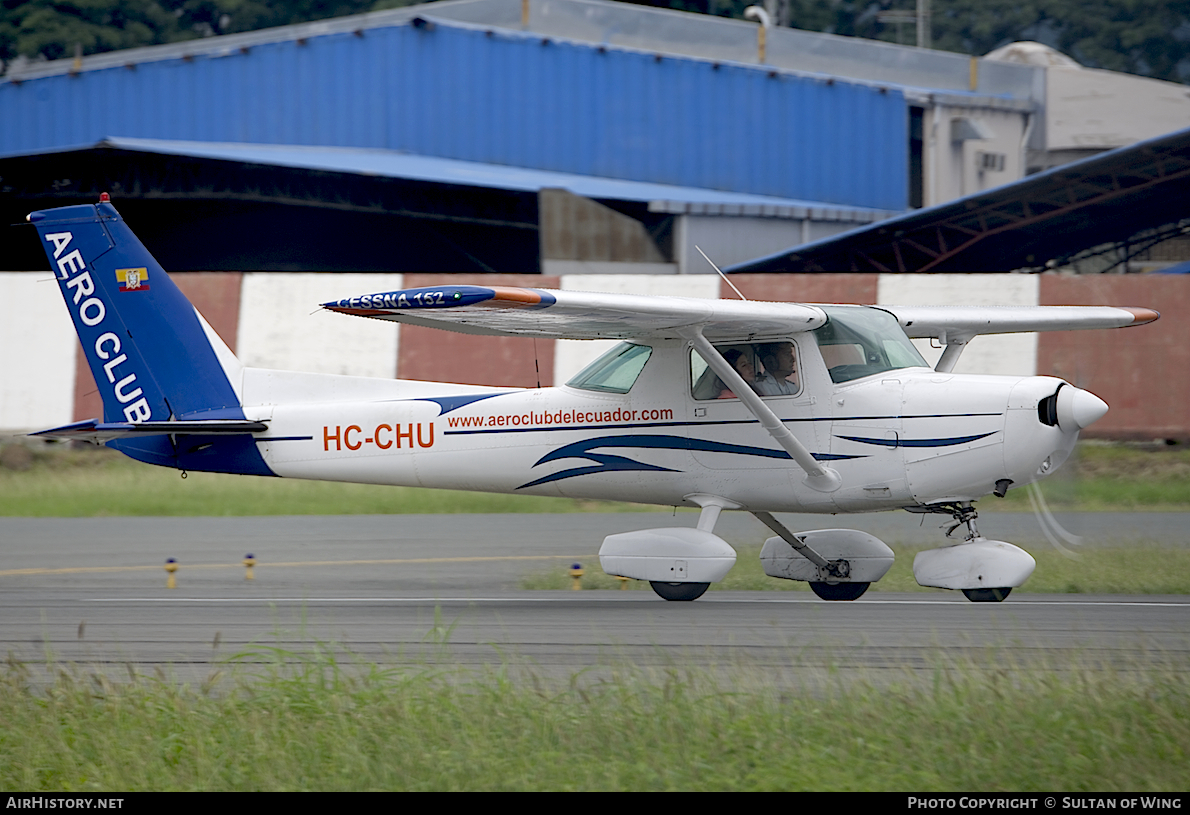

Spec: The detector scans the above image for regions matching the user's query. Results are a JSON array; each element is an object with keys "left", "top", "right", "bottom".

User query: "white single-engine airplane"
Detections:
[{"left": 29, "top": 197, "right": 1160, "bottom": 602}]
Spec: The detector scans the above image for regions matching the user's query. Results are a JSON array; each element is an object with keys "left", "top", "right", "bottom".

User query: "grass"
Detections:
[
  {"left": 0, "top": 440, "right": 647, "bottom": 516},
  {"left": 0, "top": 438, "right": 1188, "bottom": 517},
  {"left": 4, "top": 438, "right": 1188, "bottom": 595},
  {"left": 990, "top": 441, "right": 1190, "bottom": 512},
  {"left": 521, "top": 543, "right": 1190, "bottom": 594},
  {"left": 1, "top": 646, "right": 1186, "bottom": 791}
]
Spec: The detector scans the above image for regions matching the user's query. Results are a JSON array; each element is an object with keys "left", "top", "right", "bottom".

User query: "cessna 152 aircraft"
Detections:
[{"left": 28, "top": 198, "right": 1160, "bottom": 602}]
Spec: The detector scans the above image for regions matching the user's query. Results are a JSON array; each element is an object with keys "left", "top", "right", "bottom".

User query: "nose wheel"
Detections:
[{"left": 962, "top": 587, "right": 1012, "bottom": 603}]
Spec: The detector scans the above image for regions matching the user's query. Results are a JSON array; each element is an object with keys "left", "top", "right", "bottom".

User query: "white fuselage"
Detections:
[{"left": 236, "top": 338, "right": 1079, "bottom": 514}]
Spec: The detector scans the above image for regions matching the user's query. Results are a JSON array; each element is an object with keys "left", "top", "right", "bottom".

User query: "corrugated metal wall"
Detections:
[{"left": 0, "top": 21, "right": 908, "bottom": 210}]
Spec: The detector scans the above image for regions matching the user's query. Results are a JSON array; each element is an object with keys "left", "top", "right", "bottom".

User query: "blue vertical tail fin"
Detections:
[{"left": 28, "top": 198, "right": 272, "bottom": 475}]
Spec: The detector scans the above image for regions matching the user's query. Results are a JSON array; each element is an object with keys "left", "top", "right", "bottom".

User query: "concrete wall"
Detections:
[
  {"left": 1046, "top": 67, "right": 1190, "bottom": 152},
  {"left": 674, "top": 216, "right": 864, "bottom": 274},
  {"left": 877, "top": 274, "right": 1040, "bottom": 377},
  {"left": 2, "top": 270, "right": 1182, "bottom": 440},
  {"left": 1038, "top": 275, "right": 1190, "bottom": 440},
  {"left": 0, "top": 272, "right": 76, "bottom": 430},
  {"left": 924, "top": 104, "right": 1028, "bottom": 207}
]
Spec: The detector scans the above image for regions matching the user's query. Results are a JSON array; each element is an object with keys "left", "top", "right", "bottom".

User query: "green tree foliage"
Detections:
[
  {"left": 929, "top": 0, "right": 1190, "bottom": 82},
  {"left": 4, "top": 0, "right": 1190, "bottom": 83},
  {"left": 2, "top": 0, "right": 183, "bottom": 63},
  {"left": 641, "top": 0, "right": 1190, "bottom": 83},
  {"left": 0, "top": 0, "right": 417, "bottom": 70}
]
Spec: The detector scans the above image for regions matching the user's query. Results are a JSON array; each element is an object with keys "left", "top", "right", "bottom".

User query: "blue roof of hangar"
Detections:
[
  {"left": 78, "top": 137, "right": 894, "bottom": 222},
  {"left": 0, "top": 16, "right": 911, "bottom": 212}
]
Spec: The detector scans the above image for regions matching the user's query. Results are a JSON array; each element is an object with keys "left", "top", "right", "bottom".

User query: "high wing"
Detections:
[
  {"left": 321, "top": 285, "right": 826, "bottom": 340},
  {"left": 322, "top": 284, "right": 1159, "bottom": 342},
  {"left": 880, "top": 305, "right": 1160, "bottom": 341}
]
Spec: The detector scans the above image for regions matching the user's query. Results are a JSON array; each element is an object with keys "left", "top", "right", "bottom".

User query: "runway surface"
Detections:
[{"left": 2, "top": 513, "right": 1188, "bottom": 685}]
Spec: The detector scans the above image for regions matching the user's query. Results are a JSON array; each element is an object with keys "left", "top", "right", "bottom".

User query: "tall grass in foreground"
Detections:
[{"left": 1, "top": 648, "right": 1186, "bottom": 791}]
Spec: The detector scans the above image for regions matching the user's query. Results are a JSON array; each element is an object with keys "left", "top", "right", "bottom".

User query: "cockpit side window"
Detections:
[
  {"left": 814, "top": 306, "right": 929, "bottom": 384},
  {"left": 567, "top": 342, "right": 653, "bottom": 394},
  {"left": 690, "top": 341, "right": 801, "bottom": 400}
]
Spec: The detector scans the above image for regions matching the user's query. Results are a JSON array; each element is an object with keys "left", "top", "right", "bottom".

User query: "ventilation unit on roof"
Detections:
[{"left": 976, "top": 151, "right": 1006, "bottom": 172}]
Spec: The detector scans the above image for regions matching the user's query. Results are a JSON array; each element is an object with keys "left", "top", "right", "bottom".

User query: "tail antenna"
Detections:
[{"left": 696, "top": 245, "right": 747, "bottom": 301}]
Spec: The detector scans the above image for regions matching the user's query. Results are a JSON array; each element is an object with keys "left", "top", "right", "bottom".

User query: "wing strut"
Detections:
[
  {"left": 751, "top": 511, "right": 831, "bottom": 570},
  {"left": 935, "top": 333, "right": 970, "bottom": 373},
  {"left": 685, "top": 330, "right": 842, "bottom": 493}
]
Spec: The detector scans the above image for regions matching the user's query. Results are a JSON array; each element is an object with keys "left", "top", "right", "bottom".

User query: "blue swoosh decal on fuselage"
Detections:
[
  {"left": 835, "top": 432, "right": 998, "bottom": 448},
  {"left": 518, "top": 434, "right": 860, "bottom": 489},
  {"left": 406, "top": 393, "right": 513, "bottom": 415}
]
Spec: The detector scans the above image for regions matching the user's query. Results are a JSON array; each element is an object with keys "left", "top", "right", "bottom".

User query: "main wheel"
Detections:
[
  {"left": 809, "top": 581, "right": 870, "bottom": 601},
  {"left": 962, "top": 587, "right": 1012, "bottom": 603},
  {"left": 649, "top": 581, "right": 710, "bottom": 601}
]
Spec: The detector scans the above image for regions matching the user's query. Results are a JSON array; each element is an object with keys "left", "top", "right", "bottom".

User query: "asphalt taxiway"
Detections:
[{"left": 2, "top": 513, "right": 1187, "bottom": 684}]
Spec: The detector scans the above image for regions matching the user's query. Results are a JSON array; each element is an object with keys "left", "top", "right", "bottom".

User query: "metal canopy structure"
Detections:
[
  {"left": 2, "top": 139, "right": 888, "bottom": 272},
  {"left": 727, "top": 126, "right": 1190, "bottom": 274},
  {"left": 1, "top": 141, "right": 536, "bottom": 271}
]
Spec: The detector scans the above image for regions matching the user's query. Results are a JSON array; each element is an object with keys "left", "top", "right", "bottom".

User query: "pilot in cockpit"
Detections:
[{"left": 754, "top": 342, "right": 799, "bottom": 395}]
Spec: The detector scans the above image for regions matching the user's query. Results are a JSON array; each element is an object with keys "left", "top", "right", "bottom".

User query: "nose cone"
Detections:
[{"left": 1058, "top": 386, "right": 1109, "bottom": 431}]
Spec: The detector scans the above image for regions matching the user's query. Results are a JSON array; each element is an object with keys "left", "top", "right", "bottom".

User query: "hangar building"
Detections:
[{"left": 4, "top": 0, "right": 1188, "bottom": 274}]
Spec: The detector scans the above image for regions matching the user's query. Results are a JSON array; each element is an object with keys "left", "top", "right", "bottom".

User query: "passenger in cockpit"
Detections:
[{"left": 719, "top": 348, "right": 760, "bottom": 398}]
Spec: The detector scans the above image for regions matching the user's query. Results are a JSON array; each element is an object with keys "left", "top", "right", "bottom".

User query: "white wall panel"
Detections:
[
  {"left": 877, "top": 274, "right": 1040, "bottom": 376},
  {"left": 1047, "top": 68, "right": 1190, "bottom": 151},
  {"left": 554, "top": 275, "right": 720, "bottom": 384},
  {"left": 0, "top": 273, "right": 78, "bottom": 431},
  {"left": 236, "top": 274, "right": 404, "bottom": 378}
]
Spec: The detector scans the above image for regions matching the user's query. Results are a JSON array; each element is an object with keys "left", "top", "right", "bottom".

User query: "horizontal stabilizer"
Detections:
[{"left": 33, "top": 419, "right": 268, "bottom": 444}]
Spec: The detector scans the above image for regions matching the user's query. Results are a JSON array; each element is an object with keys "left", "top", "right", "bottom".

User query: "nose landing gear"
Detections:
[{"left": 906, "top": 502, "right": 1034, "bottom": 603}]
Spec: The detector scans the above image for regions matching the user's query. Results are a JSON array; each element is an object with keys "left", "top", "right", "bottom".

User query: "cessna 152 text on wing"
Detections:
[{"left": 28, "top": 198, "right": 1159, "bottom": 602}]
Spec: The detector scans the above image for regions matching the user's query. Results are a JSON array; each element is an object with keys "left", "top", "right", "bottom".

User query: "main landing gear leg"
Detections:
[
  {"left": 753, "top": 511, "right": 870, "bottom": 601},
  {"left": 645, "top": 496, "right": 736, "bottom": 602}
]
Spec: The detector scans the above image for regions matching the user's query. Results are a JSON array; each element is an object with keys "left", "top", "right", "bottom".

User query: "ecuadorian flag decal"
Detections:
[{"left": 116, "top": 267, "right": 149, "bottom": 292}]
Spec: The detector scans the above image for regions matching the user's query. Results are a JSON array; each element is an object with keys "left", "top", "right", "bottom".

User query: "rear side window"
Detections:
[{"left": 567, "top": 343, "right": 653, "bottom": 394}]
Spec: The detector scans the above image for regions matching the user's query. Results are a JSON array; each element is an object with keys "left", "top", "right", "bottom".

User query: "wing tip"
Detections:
[{"left": 1121, "top": 307, "right": 1161, "bottom": 326}]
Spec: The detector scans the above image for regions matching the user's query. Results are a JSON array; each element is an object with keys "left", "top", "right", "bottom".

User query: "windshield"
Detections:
[
  {"left": 566, "top": 342, "right": 653, "bottom": 393},
  {"left": 814, "top": 307, "right": 928, "bottom": 383}
]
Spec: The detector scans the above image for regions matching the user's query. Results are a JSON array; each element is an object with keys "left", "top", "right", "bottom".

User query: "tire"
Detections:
[
  {"left": 649, "top": 581, "right": 710, "bottom": 601},
  {"left": 809, "top": 581, "right": 870, "bottom": 601},
  {"left": 962, "top": 587, "right": 1012, "bottom": 603}
]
